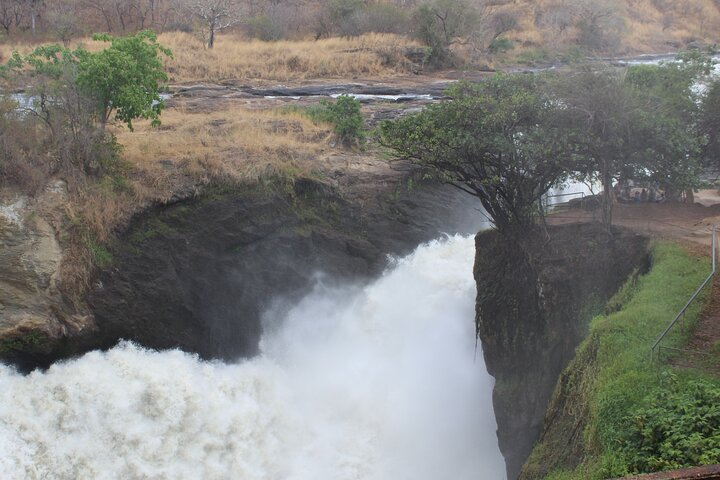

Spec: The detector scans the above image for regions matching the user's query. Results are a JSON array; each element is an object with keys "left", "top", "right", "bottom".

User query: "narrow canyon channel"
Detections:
[{"left": 0, "top": 235, "right": 506, "bottom": 479}]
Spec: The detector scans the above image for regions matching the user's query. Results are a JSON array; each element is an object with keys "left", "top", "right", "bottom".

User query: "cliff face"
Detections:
[
  {"left": 474, "top": 224, "right": 649, "bottom": 480},
  {"left": 0, "top": 181, "right": 95, "bottom": 370},
  {"left": 88, "top": 178, "right": 482, "bottom": 361},
  {"left": 0, "top": 167, "right": 484, "bottom": 370}
]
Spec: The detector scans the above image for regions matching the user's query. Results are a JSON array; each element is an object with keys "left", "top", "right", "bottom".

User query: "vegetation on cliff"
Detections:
[
  {"left": 522, "top": 243, "right": 720, "bottom": 479},
  {"left": 382, "top": 57, "right": 716, "bottom": 238},
  {"left": 381, "top": 74, "right": 574, "bottom": 239},
  {"left": 474, "top": 223, "right": 650, "bottom": 479},
  {"left": 552, "top": 53, "right": 713, "bottom": 229}
]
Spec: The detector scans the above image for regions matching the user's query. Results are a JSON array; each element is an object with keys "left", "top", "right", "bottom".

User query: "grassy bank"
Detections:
[{"left": 524, "top": 242, "right": 720, "bottom": 479}]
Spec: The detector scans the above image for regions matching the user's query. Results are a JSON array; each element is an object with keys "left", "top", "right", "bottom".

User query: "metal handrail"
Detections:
[
  {"left": 650, "top": 225, "right": 717, "bottom": 363},
  {"left": 543, "top": 191, "right": 586, "bottom": 213}
]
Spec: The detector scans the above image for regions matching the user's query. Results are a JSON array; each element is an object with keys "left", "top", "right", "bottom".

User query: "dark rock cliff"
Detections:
[
  {"left": 2, "top": 174, "right": 483, "bottom": 369},
  {"left": 474, "top": 223, "right": 650, "bottom": 480}
]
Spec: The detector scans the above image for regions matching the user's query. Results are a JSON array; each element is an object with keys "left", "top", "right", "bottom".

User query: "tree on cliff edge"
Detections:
[
  {"left": 555, "top": 56, "right": 710, "bottom": 231},
  {"left": 380, "top": 74, "right": 574, "bottom": 242}
]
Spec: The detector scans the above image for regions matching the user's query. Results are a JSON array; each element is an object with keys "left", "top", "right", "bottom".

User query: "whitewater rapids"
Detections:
[{"left": 0, "top": 235, "right": 505, "bottom": 479}]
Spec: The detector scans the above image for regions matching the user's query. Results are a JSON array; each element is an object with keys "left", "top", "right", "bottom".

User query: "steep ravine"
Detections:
[
  {"left": 474, "top": 224, "right": 650, "bottom": 480},
  {"left": 0, "top": 170, "right": 485, "bottom": 370}
]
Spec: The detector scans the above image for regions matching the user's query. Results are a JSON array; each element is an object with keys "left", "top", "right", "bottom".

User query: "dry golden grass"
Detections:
[
  {"left": 60, "top": 182, "right": 149, "bottom": 298},
  {"left": 505, "top": 0, "right": 720, "bottom": 54},
  {"left": 54, "top": 100, "right": 342, "bottom": 298},
  {"left": 0, "top": 31, "right": 420, "bottom": 82},
  {"left": 2, "top": 1, "right": 718, "bottom": 80},
  {"left": 157, "top": 31, "right": 419, "bottom": 83},
  {"left": 115, "top": 100, "right": 333, "bottom": 188},
  {"left": 0, "top": 36, "right": 114, "bottom": 64}
]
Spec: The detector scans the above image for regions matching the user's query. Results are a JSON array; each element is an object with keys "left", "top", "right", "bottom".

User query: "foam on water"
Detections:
[{"left": 0, "top": 235, "right": 505, "bottom": 480}]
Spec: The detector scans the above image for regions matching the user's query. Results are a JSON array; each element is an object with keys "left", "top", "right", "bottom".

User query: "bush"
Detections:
[
  {"left": 411, "top": 0, "right": 478, "bottom": 67},
  {"left": 246, "top": 15, "right": 284, "bottom": 41},
  {"left": 618, "top": 375, "right": 720, "bottom": 472},
  {"left": 315, "top": 0, "right": 409, "bottom": 37},
  {"left": 295, "top": 94, "right": 364, "bottom": 147},
  {"left": 489, "top": 37, "right": 514, "bottom": 53},
  {"left": 361, "top": 3, "right": 410, "bottom": 35}
]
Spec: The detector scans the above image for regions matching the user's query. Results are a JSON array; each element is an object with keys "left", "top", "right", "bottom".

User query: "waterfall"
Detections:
[{"left": 0, "top": 235, "right": 504, "bottom": 479}]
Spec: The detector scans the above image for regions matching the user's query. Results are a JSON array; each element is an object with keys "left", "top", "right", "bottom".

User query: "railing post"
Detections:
[
  {"left": 649, "top": 224, "right": 718, "bottom": 365},
  {"left": 713, "top": 226, "right": 716, "bottom": 274}
]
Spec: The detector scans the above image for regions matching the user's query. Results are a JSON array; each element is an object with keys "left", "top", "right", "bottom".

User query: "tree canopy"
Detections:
[
  {"left": 382, "top": 54, "right": 714, "bottom": 236},
  {"left": 381, "top": 74, "right": 574, "bottom": 238},
  {"left": 700, "top": 78, "right": 720, "bottom": 168},
  {"left": 2, "top": 30, "right": 172, "bottom": 131},
  {"left": 554, "top": 56, "right": 711, "bottom": 228},
  {"left": 1, "top": 30, "right": 171, "bottom": 177}
]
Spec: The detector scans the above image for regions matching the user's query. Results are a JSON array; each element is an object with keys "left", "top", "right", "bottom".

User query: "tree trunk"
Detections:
[
  {"left": 601, "top": 167, "right": 613, "bottom": 234},
  {"left": 685, "top": 189, "right": 695, "bottom": 204},
  {"left": 208, "top": 23, "right": 215, "bottom": 48}
]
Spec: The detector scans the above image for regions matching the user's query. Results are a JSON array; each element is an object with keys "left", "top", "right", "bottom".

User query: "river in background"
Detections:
[{"left": 0, "top": 235, "right": 506, "bottom": 480}]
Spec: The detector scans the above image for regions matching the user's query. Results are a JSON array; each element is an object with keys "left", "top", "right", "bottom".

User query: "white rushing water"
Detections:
[{"left": 0, "top": 235, "right": 505, "bottom": 480}]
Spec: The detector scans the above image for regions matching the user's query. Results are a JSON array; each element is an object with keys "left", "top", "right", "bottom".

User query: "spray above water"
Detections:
[{"left": 0, "top": 235, "right": 505, "bottom": 480}]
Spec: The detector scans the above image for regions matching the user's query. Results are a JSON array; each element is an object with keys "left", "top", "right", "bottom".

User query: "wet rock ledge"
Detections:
[{"left": 1, "top": 163, "right": 484, "bottom": 371}]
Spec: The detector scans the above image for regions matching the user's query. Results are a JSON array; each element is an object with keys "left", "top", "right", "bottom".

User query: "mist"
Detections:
[{"left": 0, "top": 235, "right": 504, "bottom": 479}]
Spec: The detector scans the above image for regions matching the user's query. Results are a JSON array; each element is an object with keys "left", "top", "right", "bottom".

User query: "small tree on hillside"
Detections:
[
  {"left": 411, "top": 0, "right": 478, "bottom": 66},
  {"left": 2, "top": 31, "right": 171, "bottom": 173},
  {"left": 381, "top": 74, "right": 574, "bottom": 241},
  {"left": 185, "top": 0, "right": 242, "bottom": 48},
  {"left": 76, "top": 30, "right": 172, "bottom": 130}
]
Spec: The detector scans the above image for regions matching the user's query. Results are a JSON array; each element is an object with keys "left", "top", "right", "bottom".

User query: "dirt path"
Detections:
[
  {"left": 548, "top": 199, "right": 720, "bottom": 247},
  {"left": 548, "top": 194, "right": 720, "bottom": 374},
  {"left": 678, "top": 280, "right": 720, "bottom": 375}
]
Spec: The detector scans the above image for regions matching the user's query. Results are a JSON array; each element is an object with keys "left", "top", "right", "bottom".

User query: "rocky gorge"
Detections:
[
  {"left": 0, "top": 154, "right": 486, "bottom": 371},
  {"left": 0, "top": 75, "right": 703, "bottom": 478}
]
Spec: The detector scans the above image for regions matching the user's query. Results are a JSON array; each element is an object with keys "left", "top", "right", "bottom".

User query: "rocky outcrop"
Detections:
[
  {"left": 1, "top": 159, "right": 484, "bottom": 370},
  {"left": 474, "top": 224, "right": 650, "bottom": 480},
  {"left": 85, "top": 176, "right": 482, "bottom": 363},
  {"left": 0, "top": 182, "right": 93, "bottom": 370}
]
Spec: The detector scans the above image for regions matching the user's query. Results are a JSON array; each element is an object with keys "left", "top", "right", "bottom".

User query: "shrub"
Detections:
[
  {"left": 291, "top": 94, "right": 364, "bottom": 147},
  {"left": 618, "top": 375, "right": 720, "bottom": 472},
  {"left": 361, "top": 3, "right": 410, "bottom": 35},
  {"left": 246, "top": 15, "right": 284, "bottom": 41},
  {"left": 320, "top": 94, "right": 364, "bottom": 146},
  {"left": 315, "top": 0, "right": 409, "bottom": 37},
  {"left": 489, "top": 37, "right": 514, "bottom": 53},
  {"left": 411, "top": 0, "right": 478, "bottom": 67}
]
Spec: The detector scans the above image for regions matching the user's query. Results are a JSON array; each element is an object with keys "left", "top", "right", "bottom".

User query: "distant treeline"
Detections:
[{"left": 1, "top": 0, "right": 719, "bottom": 57}]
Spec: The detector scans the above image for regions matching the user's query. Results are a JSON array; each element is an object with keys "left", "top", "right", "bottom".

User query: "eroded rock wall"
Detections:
[
  {"left": 474, "top": 224, "right": 649, "bottom": 480},
  {"left": 0, "top": 182, "right": 93, "bottom": 370},
  {"left": 87, "top": 178, "right": 483, "bottom": 362},
  {"left": 0, "top": 168, "right": 484, "bottom": 369}
]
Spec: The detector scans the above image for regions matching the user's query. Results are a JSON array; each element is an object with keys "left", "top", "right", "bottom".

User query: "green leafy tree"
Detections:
[
  {"left": 1, "top": 31, "right": 171, "bottom": 176},
  {"left": 556, "top": 58, "right": 708, "bottom": 230},
  {"left": 411, "top": 0, "right": 478, "bottom": 66},
  {"left": 381, "top": 74, "right": 573, "bottom": 240},
  {"left": 700, "top": 79, "right": 720, "bottom": 167},
  {"left": 3, "top": 30, "right": 171, "bottom": 131},
  {"left": 77, "top": 31, "right": 172, "bottom": 130}
]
